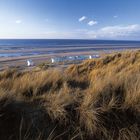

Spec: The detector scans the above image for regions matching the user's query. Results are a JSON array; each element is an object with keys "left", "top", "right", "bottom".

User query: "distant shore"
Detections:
[
  {"left": 1, "top": 39, "right": 140, "bottom": 69},
  {"left": 0, "top": 47, "right": 139, "bottom": 70}
]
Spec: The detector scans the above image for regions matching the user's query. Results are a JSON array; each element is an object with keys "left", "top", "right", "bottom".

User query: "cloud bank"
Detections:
[
  {"left": 86, "top": 24, "right": 140, "bottom": 39},
  {"left": 42, "top": 24, "right": 140, "bottom": 40}
]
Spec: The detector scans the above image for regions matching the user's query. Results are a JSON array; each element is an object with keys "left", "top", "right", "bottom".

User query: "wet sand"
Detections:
[
  {"left": 0, "top": 46, "right": 139, "bottom": 69},
  {"left": 0, "top": 50, "right": 100, "bottom": 68}
]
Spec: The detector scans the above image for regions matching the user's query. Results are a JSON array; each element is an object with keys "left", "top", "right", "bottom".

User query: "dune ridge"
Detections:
[{"left": 0, "top": 50, "right": 140, "bottom": 140}]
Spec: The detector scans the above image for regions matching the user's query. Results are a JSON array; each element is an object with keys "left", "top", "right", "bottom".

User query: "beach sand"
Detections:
[{"left": 0, "top": 46, "right": 138, "bottom": 70}]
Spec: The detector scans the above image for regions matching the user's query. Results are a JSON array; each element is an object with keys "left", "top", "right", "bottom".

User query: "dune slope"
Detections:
[{"left": 0, "top": 51, "right": 140, "bottom": 140}]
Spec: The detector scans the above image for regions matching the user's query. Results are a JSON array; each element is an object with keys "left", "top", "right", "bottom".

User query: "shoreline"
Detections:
[{"left": 0, "top": 47, "right": 139, "bottom": 69}]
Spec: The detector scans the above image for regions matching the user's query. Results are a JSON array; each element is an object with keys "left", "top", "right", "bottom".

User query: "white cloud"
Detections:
[
  {"left": 87, "top": 24, "right": 140, "bottom": 39},
  {"left": 15, "top": 20, "right": 22, "bottom": 24},
  {"left": 88, "top": 20, "right": 98, "bottom": 26},
  {"left": 79, "top": 16, "right": 86, "bottom": 22}
]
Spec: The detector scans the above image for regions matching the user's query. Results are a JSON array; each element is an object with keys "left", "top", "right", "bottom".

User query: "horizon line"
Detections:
[{"left": 0, "top": 38, "right": 140, "bottom": 42}]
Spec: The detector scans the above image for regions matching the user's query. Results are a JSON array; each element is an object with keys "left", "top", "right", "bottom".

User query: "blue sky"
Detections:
[{"left": 0, "top": 0, "right": 140, "bottom": 40}]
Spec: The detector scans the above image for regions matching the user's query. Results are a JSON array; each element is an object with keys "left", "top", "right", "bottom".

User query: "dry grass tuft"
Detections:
[{"left": 0, "top": 51, "right": 140, "bottom": 139}]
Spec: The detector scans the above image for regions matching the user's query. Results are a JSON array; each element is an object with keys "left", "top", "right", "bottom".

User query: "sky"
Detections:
[{"left": 0, "top": 0, "right": 140, "bottom": 40}]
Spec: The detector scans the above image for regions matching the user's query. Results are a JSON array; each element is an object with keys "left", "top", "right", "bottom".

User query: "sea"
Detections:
[{"left": 0, "top": 39, "right": 140, "bottom": 57}]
